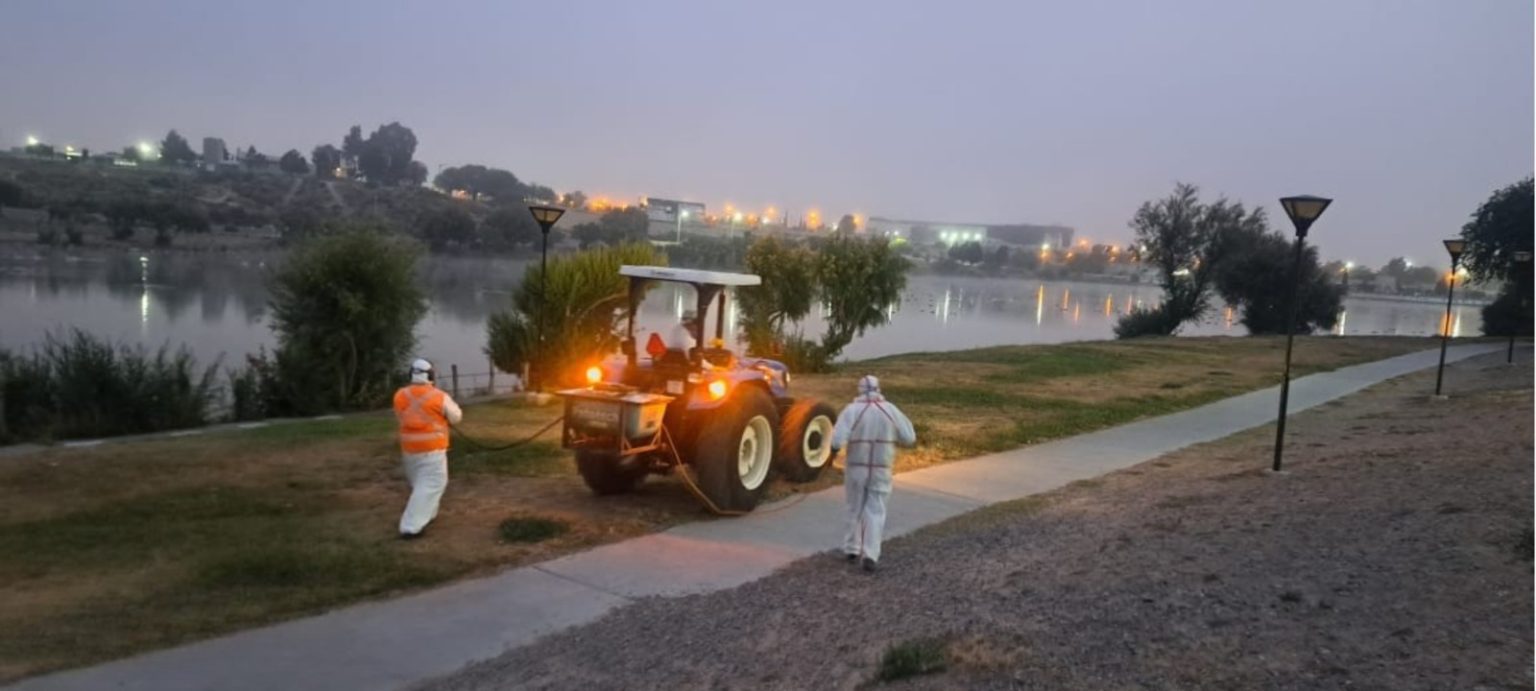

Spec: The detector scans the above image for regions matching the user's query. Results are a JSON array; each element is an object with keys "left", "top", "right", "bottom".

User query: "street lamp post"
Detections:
[
  {"left": 526, "top": 204, "right": 566, "bottom": 393},
  {"left": 1433, "top": 239, "right": 1466, "bottom": 396},
  {"left": 1511, "top": 251, "right": 1533, "bottom": 364},
  {"left": 1272, "top": 195, "right": 1332, "bottom": 473}
]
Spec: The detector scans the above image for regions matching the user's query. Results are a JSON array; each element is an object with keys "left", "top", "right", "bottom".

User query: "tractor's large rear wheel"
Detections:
[
  {"left": 693, "top": 387, "right": 778, "bottom": 512},
  {"left": 777, "top": 400, "right": 837, "bottom": 483},
  {"left": 576, "top": 450, "right": 649, "bottom": 495}
]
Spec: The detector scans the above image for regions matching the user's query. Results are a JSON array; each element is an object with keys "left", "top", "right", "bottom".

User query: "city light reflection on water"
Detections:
[{"left": 0, "top": 251, "right": 1485, "bottom": 370}]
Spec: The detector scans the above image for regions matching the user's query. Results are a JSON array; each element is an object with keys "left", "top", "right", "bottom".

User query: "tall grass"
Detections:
[{"left": 0, "top": 330, "right": 221, "bottom": 442}]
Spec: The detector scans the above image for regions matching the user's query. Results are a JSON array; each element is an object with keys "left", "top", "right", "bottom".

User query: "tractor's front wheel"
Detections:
[
  {"left": 693, "top": 387, "right": 778, "bottom": 512},
  {"left": 576, "top": 450, "right": 649, "bottom": 495},
  {"left": 777, "top": 400, "right": 838, "bottom": 483}
]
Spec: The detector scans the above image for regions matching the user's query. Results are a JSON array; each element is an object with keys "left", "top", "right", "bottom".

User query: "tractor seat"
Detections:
[{"left": 702, "top": 348, "right": 735, "bottom": 368}]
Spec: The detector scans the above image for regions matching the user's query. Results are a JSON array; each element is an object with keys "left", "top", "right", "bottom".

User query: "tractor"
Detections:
[{"left": 554, "top": 265, "right": 838, "bottom": 513}]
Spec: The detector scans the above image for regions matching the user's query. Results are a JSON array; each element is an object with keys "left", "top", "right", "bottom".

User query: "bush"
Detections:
[
  {"left": 778, "top": 336, "right": 832, "bottom": 373},
  {"left": 1214, "top": 231, "right": 1341, "bottom": 335},
  {"left": 267, "top": 227, "right": 428, "bottom": 414},
  {"left": 815, "top": 235, "right": 909, "bottom": 361},
  {"left": 876, "top": 638, "right": 948, "bottom": 682},
  {"left": 485, "top": 243, "right": 665, "bottom": 390},
  {"left": 1114, "top": 304, "right": 1185, "bottom": 338},
  {"left": 0, "top": 330, "right": 220, "bottom": 442},
  {"left": 226, "top": 352, "right": 271, "bottom": 422},
  {"left": 1481, "top": 289, "right": 1532, "bottom": 337}
]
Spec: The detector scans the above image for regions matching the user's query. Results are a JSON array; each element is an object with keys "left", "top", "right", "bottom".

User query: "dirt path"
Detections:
[
  {"left": 323, "top": 180, "right": 349, "bottom": 215},
  {"left": 425, "top": 351, "right": 1533, "bottom": 691},
  {"left": 279, "top": 176, "right": 303, "bottom": 207}
]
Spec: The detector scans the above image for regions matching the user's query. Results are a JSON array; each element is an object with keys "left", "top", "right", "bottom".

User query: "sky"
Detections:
[{"left": 0, "top": 0, "right": 1530, "bottom": 268}]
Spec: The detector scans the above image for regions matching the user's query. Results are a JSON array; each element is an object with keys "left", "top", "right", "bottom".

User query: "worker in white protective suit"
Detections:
[
  {"left": 394, "top": 358, "right": 463, "bottom": 539},
  {"left": 663, "top": 311, "right": 699, "bottom": 352},
  {"left": 830, "top": 375, "right": 917, "bottom": 572}
]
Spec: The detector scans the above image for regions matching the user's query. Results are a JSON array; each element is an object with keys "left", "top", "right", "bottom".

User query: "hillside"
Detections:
[{"left": 0, "top": 155, "right": 594, "bottom": 251}]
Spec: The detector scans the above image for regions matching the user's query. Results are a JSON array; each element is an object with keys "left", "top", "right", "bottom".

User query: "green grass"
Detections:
[
  {"left": 876, "top": 637, "right": 949, "bottom": 682},
  {"left": 231, "top": 415, "right": 395, "bottom": 445},
  {"left": 497, "top": 516, "right": 569, "bottom": 544}
]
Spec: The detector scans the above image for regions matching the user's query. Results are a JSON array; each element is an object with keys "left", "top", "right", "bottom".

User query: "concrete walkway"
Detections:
[{"left": 7, "top": 344, "right": 1502, "bottom": 691}]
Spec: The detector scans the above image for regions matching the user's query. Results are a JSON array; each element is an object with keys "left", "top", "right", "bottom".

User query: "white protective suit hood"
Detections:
[{"left": 410, "top": 358, "right": 433, "bottom": 384}]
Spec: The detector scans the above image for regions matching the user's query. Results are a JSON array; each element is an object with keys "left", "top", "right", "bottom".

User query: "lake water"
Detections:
[{"left": 0, "top": 248, "right": 1479, "bottom": 374}]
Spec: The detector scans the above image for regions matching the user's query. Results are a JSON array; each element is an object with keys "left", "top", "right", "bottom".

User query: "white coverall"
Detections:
[
  {"left": 397, "top": 377, "right": 462, "bottom": 536},
  {"left": 831, "top": 375, "right": 917, "bottom": 563},
  {"left": 664, "top": 320, "right": 697, "bottom": 351}
]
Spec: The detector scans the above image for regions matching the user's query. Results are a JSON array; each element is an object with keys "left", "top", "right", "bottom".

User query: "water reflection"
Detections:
[{"left": 0, "top": 250, "right": 1486, "bottom": 370}]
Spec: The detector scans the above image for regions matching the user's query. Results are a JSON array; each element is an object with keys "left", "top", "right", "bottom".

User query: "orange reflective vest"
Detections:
[{"left": 394, "top": 384, "right": 449, "bottom": 453}]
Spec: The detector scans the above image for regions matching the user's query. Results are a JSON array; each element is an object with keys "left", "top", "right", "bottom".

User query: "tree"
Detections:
[
  {"left": 355, "top": 122, "right": 419, "bottom": 186},
  {"left": 485, "top": 243, "right": 665, "bottom": 388},
  {"left": 278, "top": 149, "right": 310, "bottom": 175},
  {"left": 159, "top": 130, "right": 197, "bottom": 164},
  {"left": 600, "top": 207, "right": 650, "bottom": 242},
  {"left": 267, "top": 228, "right": 428, "bottom": 413},
  {"left": 1115, "top": 183, "right": 1264, "bottom": 337},
  {"left": 835, "top": 214, "right": 857, "bottom": 233},
  {"left": 564, "top": 190, "right": 588, "bottom": 209},
  {"left": 25, "top": 142, "right": 55, "bottom": 157},
  {"left": 485, "top": 208, "right": 541, "bottom": 247},
  {"left": 242, "top": 146, "right": 270, "bottom": 168},
  {"left": 571, "top": 222, "right": 613, "bottom": 249},
  {"left": 815, "top": 235, "right": 909, "bottom": 363},
  {"left": 139, "top": 201, "right": 211, "bottom": 246},
  {"left": 1460, "top": 178, "right": 1534, "bottom": 284},
  {"left": 434, "top": 165, "right": 524, "bottom": 202},
  {"left": 524, "top": 184, "right": 556, "bottom": 204},
  {"left": 405, "top": 161, "right": 428, "bottom": 186},
  {"left": 105, "top": 199, "right": 142, "bottom": 239},
  {"left": 1380, "top": 257, "right": 1409, "bottom": 280},
  {"left": 948, "top": 241, "right": 985, "bottom": 264},
  {"left": 311, "top": 144, "right": 342, "bottom": 178},
  {"left": 121, "top": 146, "right": 141, "bottom": 163},
  {"left": 342, "top": 125, "right": 365, "bottom": 162},
  {"left": 0, "top": 179, "right": 28, "bottom": 217},
  {"left": 738, "top": 236, "right": 819, "bottom": 356},
  {"left": 418, "top": 206, "right": 476, "bottom": 249},
  {"left": 1214, "top": 229, "right": 1342, "bottom": 334}
]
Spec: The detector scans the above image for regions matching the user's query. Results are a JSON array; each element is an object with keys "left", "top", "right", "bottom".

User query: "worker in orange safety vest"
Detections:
[{"left": 394, "top": 358, "right": 463, "bottom": 538}]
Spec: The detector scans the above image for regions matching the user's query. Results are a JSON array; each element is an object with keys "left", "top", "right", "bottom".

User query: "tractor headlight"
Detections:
[
  {"left": 707, "top": 379, "right": 728, "bottom": 400},
  {"left": 585, "top": 366, "right": 603, "bottom": 386}
]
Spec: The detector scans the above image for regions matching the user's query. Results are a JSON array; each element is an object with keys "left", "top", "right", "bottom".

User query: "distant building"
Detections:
[
  {"left": 202, "top": 138, "right": 227, "bottom": 168},
  {"left": 866, "top": 216, "right": 1074, "bottom": 248},
  {"left": 645, "top": 197, "right": 707, "bottom": 223}
]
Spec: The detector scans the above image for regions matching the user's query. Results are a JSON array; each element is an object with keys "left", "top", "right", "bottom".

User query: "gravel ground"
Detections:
[{"left": 423, "top": 352, "right": 1533, "bottom": 691}]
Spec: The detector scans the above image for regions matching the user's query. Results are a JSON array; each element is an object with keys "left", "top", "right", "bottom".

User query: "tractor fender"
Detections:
[{"left": 685, "top": 375, "right": 773, "bottom": 411}]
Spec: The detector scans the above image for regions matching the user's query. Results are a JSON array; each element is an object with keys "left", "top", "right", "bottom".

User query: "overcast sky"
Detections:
[{"left": 1, "top": 0, "right": 1529, "bottom": 267}]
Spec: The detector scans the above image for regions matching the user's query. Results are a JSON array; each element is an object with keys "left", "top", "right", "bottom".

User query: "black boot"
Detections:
[{"left": 862, "top": 557, "right": 877, "bottom": 573}]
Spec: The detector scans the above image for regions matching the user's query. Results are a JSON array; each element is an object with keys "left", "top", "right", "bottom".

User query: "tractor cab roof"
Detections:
[{"left": 619, "top": 265, "right": 761, "bottom": 287}]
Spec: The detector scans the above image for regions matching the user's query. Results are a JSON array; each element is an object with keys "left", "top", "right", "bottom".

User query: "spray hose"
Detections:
[
  {"left": 660, "top": 424, "right": 814, "bottom": 517},
  {"left": 449, "top": 416, "right": 564, "bottom": 453},
  {"left": 447, "top": 416, "right": 816, "bottom": 518}
]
